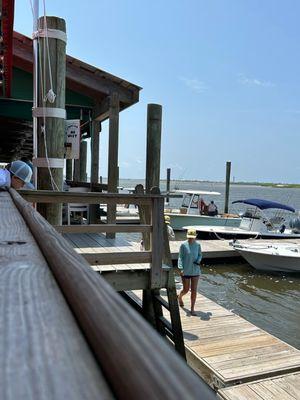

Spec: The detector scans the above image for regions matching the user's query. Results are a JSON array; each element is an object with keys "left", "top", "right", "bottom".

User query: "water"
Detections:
[{"left": 119, "top": 179, "right": 300, "bottom": 350}]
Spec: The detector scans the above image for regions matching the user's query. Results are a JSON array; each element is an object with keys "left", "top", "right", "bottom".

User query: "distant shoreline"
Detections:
[{"left": 118, "top": 178, "right": 300, "bottom": 189}]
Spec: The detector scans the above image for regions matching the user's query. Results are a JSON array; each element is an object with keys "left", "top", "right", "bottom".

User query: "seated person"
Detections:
[
  {"left": 0, "top": 160, "right": 33, "bottom": 190},
  {"left": 208, "top": 200, "right": 218, "bottom": 216},
  {"left": 198, "top": 197, "right": 207, "bottom": 214}
]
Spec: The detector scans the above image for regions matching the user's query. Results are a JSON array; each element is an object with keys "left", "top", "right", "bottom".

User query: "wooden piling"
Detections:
[
  {"left": 166, "top": 167, "right": 171, "bottom": 203},
  {"left": 224, "top": 161, "right": 231, "bottom": 214},
  {"left": 73, "top": 158, "right": 80, "bottom": 182},
  {"left": 89, "top": 120, "right": 100, "bottom": 223},
  {"left": 107, "top": 92, "right": 120, "bottom": 238},
  {"left": 66, "top": 159, "right": 73, "bottom": 181},
  {"left": 36, "top": 16, "right": 66, "bottom": 225},
  {"left": 79, "top": 140, "right": 87, "bottom": 182},
  {"left": 145, "top": 104, "right": 162, "bottom": 193}
]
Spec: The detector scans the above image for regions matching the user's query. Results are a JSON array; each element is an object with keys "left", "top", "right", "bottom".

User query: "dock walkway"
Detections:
[
  {"left": 65, "top": 232, "right": 239, "bottom": 264},
  {"left": 65, "top": 232, "right": 300, "bottom": 397},
  {"left": 173, "top": 293, "right": 300, "bottom": 389},
  {"left": 218, "top": 372, "right": 300, "bottom": 399}
]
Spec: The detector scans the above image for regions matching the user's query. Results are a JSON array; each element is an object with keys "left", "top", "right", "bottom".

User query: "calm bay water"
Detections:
[{"left": 120, "top": 179, "right": 300, "bottom": 349}]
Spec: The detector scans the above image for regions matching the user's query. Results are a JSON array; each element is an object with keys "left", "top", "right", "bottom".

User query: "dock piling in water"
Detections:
[{"left": 224, "top": 161, "right": 231, "bottom": 214}]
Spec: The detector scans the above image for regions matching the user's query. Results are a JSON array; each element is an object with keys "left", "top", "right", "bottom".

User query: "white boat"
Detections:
[
  {"left": 184, "top": 198, "right": 300, "bottom": 240},
  {"left": 232, "top": 241, "right": 300, "bottom": 272},
  {"left": 164, "top": 190, "right": 241, "bottom": 231}
]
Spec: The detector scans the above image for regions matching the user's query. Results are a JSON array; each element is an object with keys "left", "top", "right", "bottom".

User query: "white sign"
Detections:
[{"left": 65, "top": 119, "right": 80, "bottom": 159}]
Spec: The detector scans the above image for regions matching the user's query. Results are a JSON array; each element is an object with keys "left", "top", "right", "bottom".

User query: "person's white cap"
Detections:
[
  {"left": 10, "top": 161, "right": 32, "bottom": 183},
  {"left": 186, "top": 228, "right": 197, "bottom": 239}
]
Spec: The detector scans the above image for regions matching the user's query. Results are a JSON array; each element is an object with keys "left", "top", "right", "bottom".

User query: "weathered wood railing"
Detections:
[
  {"left": 9, "top": 188, "right": 216, "bottom": 399},
  {"left": 20, "top": 188, "right": 164, "bottom": 288}
]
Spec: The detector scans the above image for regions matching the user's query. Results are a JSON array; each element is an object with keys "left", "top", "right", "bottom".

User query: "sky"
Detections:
[{"left": 14, "top": 0, "right": 300, "bottom": 183}]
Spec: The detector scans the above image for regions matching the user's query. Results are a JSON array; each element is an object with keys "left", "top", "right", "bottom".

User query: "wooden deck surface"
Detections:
[
  {"left": 171, "top": 293, "right": 300, "bottom": 389},
  {"left": 65, "top": 232, "right": 239, "bottom": 266},
  {"left": 218, "top": 372, "right": 300, "bottom": 399}
]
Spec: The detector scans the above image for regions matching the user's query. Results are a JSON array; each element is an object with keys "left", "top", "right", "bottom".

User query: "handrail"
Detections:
[
  {"left": 19, "top": 189, "right": 162, "bottom": 205},
  {"left": 55, "top": 224, "right": 152, "bottom": 233},
  {"left": 9, "top": 188, "right": 216, "bottom": 400}
]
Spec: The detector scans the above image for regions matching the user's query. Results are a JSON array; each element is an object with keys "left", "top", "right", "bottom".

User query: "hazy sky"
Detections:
[{"left": 14, "top": 0, "right": 300, "bottom": 182}]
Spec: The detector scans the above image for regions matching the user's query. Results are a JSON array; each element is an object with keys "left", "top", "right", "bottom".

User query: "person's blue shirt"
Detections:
[
  {"left": 178, "top": 240, "right": 202, "bottom": 276},
  {"left": 0, "top": 169, "right": 11, "bottom": 187}
]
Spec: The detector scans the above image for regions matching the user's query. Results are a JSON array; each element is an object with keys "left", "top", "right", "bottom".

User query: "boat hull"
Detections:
[
  {"left": 236, "top": 249, "right": 300, "bottom": 272},
  {"left": 166, "top": 214, "right": 241, "bottom": 231},
  {"left": 197, "top": 230, "right": 300, "bottom": 240}
]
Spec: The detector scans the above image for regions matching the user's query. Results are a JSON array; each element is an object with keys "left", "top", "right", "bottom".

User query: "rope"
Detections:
[
  {"left": 211, "top": 229, "right": 260, "bottom": 241},
  {"left": 34, "top": 1, "right": 59, "bottom": 191}
]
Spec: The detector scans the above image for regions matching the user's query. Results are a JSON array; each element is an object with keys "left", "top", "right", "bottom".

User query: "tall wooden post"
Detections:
[
  {"left": 146, "top": 104, "right": 162, "bottom": 193},
  {"left": 224, "top": 161, "right": 231, "bottom": 214},
  {"left": 142, "top": 104, "right": 162, "bottom": 251},
  {"left": 107, "top": 92, "right": 119, "bottom": 238},
  {"left": 166, "top": 167, "right": 171, "bottom": 203},
  {"left": 36, "top": 16, "right": 66, "bottom": 225},
  {"left": 66, "top": 159, "right": 73, "bottom": 181},
  {"left": 79, "top": 140, "right": 87, "bottom": 182},
  {"left": 89, "top": 120, "right": 100, "bottom": 223},
  {"left": 73, "top": 159, "right": 80, "bottom": 182}
]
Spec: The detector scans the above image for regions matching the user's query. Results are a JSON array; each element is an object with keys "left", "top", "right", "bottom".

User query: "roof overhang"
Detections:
[{"left": 12, "top": 31, "right": 142, "bottom": 121}]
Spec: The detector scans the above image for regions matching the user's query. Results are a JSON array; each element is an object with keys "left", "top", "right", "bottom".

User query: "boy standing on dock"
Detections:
[{"left": 177, "top": 228, "right": 202, "bottom": 316}]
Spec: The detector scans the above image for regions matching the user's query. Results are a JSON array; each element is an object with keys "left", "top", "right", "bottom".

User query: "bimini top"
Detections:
[
  {"left": 175, "top": 190, "right": 221, "bottom": 196},
  {"left": 232, "top": 198, "right": 295, "bottom": 213}
]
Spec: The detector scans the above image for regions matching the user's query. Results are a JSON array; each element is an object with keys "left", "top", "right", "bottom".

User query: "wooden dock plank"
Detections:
[
  {"left": 0, "top": 192, "right": 114, "bottom": 399},
  {"left": 218, "top": 372, "right": 300, "bottom": 399}
]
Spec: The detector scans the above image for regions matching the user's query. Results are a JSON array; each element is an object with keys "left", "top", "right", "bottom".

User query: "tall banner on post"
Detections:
[{"left": 65, "top": 119, "right": 80, "bottom": 159}]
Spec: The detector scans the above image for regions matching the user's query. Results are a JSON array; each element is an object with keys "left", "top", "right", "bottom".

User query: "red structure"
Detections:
[{"left": 1, "top": 0, "right": 15, "bottom": 97}]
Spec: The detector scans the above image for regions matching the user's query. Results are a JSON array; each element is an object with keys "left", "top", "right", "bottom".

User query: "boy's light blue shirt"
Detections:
[
  {"left": 0, "top": 169, "right": 11, "bottom": 188},
  {"left": 178, "top": 240, "right": 202, "bottom": 276}
]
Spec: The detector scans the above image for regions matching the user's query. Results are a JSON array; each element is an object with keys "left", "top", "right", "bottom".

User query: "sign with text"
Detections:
[{"left": 65, "top": 119, "right": 80, "bottom": 159}]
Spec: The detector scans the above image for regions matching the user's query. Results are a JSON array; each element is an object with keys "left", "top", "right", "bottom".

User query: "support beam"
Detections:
[
  {"left": 107, "top": 92, "right": 120, "bottom": 238},
  {"left": 73, "top": 158, "right": 80, "bottom": 181},
  {"left": 66, "top": 159, "right": 73, "bottom": 181},
  {"left": 79, "top": 140, "right": 87, "bottom": 182},
  {"left": 94, "top": 98, "right": 110, "bottom": 122},
  {"left": 89, "top": 120, "right": 100, "bottom": 223},
  {"left": 36, "top": 16, "right": 66, "bottom": 225}
]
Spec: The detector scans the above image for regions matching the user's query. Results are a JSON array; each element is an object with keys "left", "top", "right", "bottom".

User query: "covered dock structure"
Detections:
[{"left": 0, "top": 1, "right": 141, "bottom": 225}]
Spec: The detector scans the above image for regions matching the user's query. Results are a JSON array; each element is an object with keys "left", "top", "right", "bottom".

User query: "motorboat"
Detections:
[
  {"left": 231, "top": 240, "right": 300, "bottom": 272},
  {"left": 164, "top": 190, "right": 241, "bottom": 231},
  {"left": 184, "top": 198, "right": 300, "bottom": 239}
]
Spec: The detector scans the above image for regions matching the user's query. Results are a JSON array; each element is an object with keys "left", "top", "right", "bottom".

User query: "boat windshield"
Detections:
[
  {"left": 182, "top": 194, "right": 199, "bottom": 209},
  {"left": 182, "top": 194, "right": 192, "bottom": 208}
]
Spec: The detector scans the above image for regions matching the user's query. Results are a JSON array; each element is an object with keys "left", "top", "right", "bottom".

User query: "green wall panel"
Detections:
[{"left": 11, "top": 67, "right": 94, "bottom": 108}]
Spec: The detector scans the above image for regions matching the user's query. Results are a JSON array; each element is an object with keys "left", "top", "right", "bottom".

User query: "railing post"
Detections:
[{"left": 150, "top": 192, "right": 164, "bottom": 288}]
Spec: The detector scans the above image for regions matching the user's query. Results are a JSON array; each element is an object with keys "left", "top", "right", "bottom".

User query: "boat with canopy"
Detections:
[{"left": 183, "top": 198, "right": 300, "bottom": 239}]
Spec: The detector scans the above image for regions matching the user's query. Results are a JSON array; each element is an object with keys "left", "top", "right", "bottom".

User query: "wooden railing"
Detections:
[
  {"left": 10, "top": 188, "right": 216, "bottom": 399},
  {"left": 20, "top": 188, "right": 165, "bottom": 288}
]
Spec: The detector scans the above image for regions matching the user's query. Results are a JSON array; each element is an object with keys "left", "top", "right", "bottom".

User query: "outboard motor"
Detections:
[{"left": 289, "top": 217, "right": 300, "bottom": 233}]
